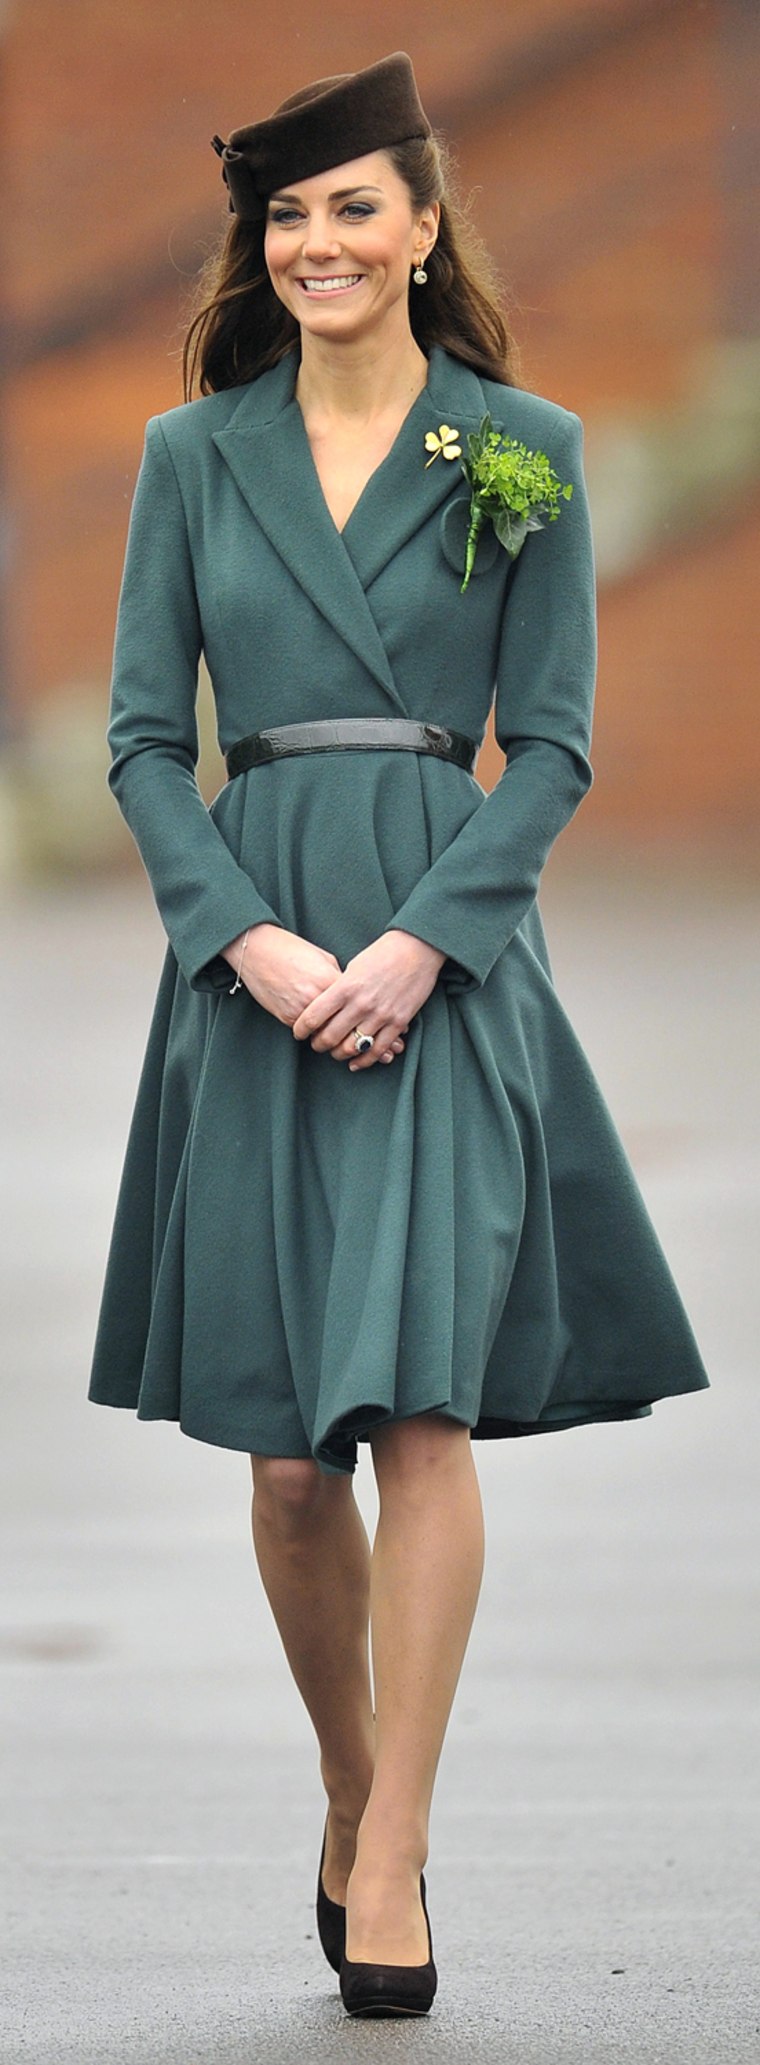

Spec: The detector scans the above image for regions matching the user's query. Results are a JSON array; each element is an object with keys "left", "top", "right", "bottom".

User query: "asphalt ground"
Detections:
[{"left": 2, "top": 855, "right": 758, "bottom": 2062}]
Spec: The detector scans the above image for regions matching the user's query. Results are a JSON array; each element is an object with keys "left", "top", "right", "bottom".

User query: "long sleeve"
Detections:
[
  {"left": 106, "top": 415, "right": 284, "bottom": 993},
  {"left": 382, "top": 410, "right": 597, "bottom": 995}
]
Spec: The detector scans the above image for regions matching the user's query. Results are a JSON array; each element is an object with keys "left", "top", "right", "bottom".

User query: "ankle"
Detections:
[{"left": 352, "top": 1814, "right": 428, "bottom": 1880}]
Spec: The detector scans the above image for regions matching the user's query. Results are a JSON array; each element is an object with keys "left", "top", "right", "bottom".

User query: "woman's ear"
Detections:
[
  {"left": 414, "top": 198, "right": 440, "bottom": 251},
  {"left": 423, "top": 199, "right": 441, "bottom": 243}
]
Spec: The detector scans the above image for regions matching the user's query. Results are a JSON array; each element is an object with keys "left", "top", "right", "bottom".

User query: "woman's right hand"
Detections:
[{"left": 220, "top": 924, "right": 407, "bottom": 1062}]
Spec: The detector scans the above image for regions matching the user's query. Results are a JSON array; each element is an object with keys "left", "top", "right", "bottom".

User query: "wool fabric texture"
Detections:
[
  {"left": 211, "top": 50, "right": 432, "bottom": 219},
  {"left": 87, "top": 342, "right": 711, "bottom": 1470}
]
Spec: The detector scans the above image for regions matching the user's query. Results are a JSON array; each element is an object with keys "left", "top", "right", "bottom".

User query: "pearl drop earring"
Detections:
[{"left": 413, "top": 255, "right": 428, "bottom": 285}]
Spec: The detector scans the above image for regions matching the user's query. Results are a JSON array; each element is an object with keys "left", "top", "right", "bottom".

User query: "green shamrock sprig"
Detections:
[{"left": 458, "top": 414, "right": 573, "bottom": 591}]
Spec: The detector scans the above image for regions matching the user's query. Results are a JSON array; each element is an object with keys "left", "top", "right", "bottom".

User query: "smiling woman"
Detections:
[
  {"left": 90, "top": 47, "right": 710, "bottom": 2027},
  {"left": 264, "top": 156, "right": 438, "bottom": 331},
  {"left": 188, "top": 91, "right": 520, "bottom": 395}
]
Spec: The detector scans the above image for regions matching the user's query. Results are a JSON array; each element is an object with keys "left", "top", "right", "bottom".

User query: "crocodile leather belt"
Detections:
[{"left": 224, "top": 717, "right": 479, "bottom": 779}]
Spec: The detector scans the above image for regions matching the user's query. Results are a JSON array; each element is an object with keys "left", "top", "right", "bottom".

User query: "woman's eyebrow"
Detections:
[{"left": 268, "top": 184, "right": 385, "bottom": 203}]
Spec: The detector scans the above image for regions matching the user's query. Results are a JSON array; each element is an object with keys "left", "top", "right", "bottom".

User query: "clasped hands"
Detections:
[{"left": 223, "top": 921, "right": 446, "bottom": 1071}]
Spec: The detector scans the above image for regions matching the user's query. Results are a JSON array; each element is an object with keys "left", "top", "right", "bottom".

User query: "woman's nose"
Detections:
[{"left": 300, "top": 217, "right": 342, "bottom": 260}]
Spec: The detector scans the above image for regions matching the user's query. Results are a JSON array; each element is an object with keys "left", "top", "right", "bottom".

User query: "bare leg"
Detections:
[
  {"left": 249, "top": 1456, "right": 376, "bottom": 1899},
  {"left": 346, "top": 1414, "right": 485, "bottom": 1964}
]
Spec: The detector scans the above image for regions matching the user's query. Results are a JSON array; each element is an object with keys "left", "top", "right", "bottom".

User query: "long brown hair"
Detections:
[{"left": 180, "top": 132, "right": 524, "bottom": 400}]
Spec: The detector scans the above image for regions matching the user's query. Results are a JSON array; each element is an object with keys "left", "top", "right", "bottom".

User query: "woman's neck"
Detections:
[{"left": 294, "top": 325, "right": 430, "bottom": 428}]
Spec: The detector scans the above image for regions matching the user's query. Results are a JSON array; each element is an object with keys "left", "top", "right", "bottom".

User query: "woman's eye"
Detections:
[{"left": 270, "top": 203, "right": 374, "bottom": 225}]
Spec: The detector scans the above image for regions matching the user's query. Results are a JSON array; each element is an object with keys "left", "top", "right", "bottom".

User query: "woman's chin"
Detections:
[{"left": 296, "top": 305, "right": 376, "bottom": 341}]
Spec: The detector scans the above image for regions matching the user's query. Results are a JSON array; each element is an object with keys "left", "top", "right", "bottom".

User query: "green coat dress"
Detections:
[{"left": 87, "top": 341, "right": 710, "bottom": 1473}]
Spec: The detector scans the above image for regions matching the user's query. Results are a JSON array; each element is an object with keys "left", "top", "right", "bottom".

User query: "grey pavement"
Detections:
[{"left": 2, "top": 855, "right": 759, "bottom": 2063}]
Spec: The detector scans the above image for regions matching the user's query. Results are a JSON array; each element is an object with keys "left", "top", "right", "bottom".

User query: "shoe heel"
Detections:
[{"left": 315, "top": 1811, "right": 346, "bottom": 1974}]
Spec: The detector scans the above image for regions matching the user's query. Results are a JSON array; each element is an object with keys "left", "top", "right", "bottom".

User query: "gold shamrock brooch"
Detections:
[{"left": 424, "top": 424, "right": 463, "bottom": 468}]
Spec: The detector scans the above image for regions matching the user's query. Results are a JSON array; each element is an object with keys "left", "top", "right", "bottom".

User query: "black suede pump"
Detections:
[{"left": 339, "top": 1871, "right": 437, "bottom": 2017}]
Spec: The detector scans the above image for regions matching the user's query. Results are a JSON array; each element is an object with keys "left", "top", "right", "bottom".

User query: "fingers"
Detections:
[
  {"left": 291, "top": 974, "right": 351, "bottom": 1043},
  {"left": 346, "top": 1024, "right": 411, "bottom": 1071},
  {"left": 293, "top": 996, "right": 413, "bottom": 1069}
]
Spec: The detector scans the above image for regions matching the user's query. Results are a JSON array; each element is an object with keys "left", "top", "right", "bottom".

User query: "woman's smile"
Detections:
[{"left": 296, "top": 274, "right": 365, "bottom": 297}]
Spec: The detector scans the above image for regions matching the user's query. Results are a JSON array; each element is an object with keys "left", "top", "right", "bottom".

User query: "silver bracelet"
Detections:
[{"left": 228, "top": 927, "right": 251, "bottom": 994}]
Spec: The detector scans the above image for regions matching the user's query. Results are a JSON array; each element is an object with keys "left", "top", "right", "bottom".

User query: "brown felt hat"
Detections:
[{"left": 210, "top": 51, "right": 432, "bottom": 221}]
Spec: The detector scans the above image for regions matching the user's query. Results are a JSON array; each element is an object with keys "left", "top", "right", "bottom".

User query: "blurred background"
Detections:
[
  {"left": 3, "top": 7, "right": 759, "bottom": 2060},
  {"left": 1, "top": 0, "right": 759, "bottom": 868}
]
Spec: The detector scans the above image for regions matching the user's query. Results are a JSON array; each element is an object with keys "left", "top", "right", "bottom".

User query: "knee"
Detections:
[
  {"left": 370, "top": 1413, "right": 471, "bottom": 1496},
  {"left": 250, "top": 1454, "right": 329, "bottom": 1540}
]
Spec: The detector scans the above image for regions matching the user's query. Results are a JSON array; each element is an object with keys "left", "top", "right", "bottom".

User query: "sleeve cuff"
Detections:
[
  {"left": 382, "top": 916, "right": 492, "bottom": 995},
  {"left": 183, "top": 904, "right": 285, "bottom": 994}
]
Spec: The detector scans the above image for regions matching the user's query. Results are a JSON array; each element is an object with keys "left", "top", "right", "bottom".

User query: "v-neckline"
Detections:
[
  {"left": 292, "top": 360, "right": 433, "bottom": 541},
  {"left": 210, "top": 342, "right": 490, "bottom": 701}
]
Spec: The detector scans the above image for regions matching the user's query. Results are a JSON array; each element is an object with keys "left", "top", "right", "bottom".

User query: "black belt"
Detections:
[{"left": 224, "top": 717, "right": 479, "bottom": 780}]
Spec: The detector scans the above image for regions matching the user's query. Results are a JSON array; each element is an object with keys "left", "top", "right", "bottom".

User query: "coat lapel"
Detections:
[
  {"left": 339, "top": 346, "right": 490, "bottom": 592},
  {"left": 213, "top": 355, "right": 401, "bottom": 704},
  {"left": 211, "top": 343, "right": 495, "bottom": 706}
]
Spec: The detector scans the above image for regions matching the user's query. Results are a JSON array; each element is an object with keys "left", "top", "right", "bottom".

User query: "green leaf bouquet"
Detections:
[{"left": 456, "top": 414, "right": 574, "bottom": 593}]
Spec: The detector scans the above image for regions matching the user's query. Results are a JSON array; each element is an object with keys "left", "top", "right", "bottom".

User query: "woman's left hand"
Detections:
[{"left": 290, "top": 929, "right": 446, "bottom": 1069}]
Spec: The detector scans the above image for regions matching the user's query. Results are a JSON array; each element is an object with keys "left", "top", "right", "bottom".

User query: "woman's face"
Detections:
[{"left": 263, "top": 148, "right": 439, "bottom": 342}]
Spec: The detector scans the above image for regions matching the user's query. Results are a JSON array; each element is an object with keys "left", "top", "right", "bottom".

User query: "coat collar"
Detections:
[{"left": 211, "top": 343, "right": 493, "bottom": 705}]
